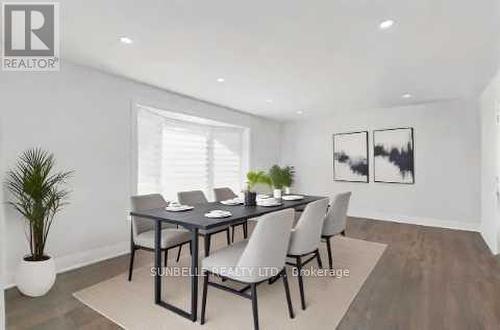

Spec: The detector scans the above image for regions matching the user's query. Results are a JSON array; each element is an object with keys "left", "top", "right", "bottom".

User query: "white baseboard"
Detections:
[
  {"left": 4, "top": 241, "right": 129, "bottom": 289},
  {"left": 349, "top": 211, "right": 481, "bottom": 232},
  {"left": 479, "top": 226, "right": 499, "bottom": 255}
]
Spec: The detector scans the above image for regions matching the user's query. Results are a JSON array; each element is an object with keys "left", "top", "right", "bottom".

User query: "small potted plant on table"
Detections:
[
  {"left": 269, "top": 165, "right": 288, "bottom": 199},
  {"left": 5, "top": 148, "right": 72, "bottom": 297},
  {"left": 282, "top": 166, "right": 295, "bottom": 195},
  {"left": 244, "top": 171, "right": 271, "bottom": 206}
]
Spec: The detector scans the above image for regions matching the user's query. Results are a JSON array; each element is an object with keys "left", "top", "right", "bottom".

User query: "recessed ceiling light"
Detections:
[
  {"left": 402, "top": 93, "right": 412, "bottom": 99},
  {"left": 216, "top": 78, "right": 225, "bottom": 83},
  {"left": 266, "top": 99, "right": 273, "bottom": 103},
  {"left": 296, "top": 110, "right": 304, "bottom": 115},
  {"left": 119, "top": 36, "right": 133, "bottom": 44},
  {"left": 379, "top": 20, "right": 394, "bottom": 30}
]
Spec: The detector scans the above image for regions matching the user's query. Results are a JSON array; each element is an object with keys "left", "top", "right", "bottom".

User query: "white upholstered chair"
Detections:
[
  {"left": 177, "top": 190, "right": 231, "bottom": 256},
  {"left": 213, "top": 187, "right": 248, "bottom": 242},
  {"left": 128, "top": 194, "right": 191, "bottom": 281},
  {"left": 201, "top": 208, "right": 296, "bottom": 330},
  {"left": 286, "top": 198, "right": 329, "bottom": 310},
  {"left": 322, "top": 192, "right": 351, "bottom": 269}
]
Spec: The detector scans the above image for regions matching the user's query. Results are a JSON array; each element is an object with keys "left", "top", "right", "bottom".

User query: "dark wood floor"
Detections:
[{"left": 5, "top": 218, "right": 500, "bottom": 330}]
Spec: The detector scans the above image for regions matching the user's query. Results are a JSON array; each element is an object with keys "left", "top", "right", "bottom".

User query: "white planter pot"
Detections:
[
  {"left": 284, "top": 187, "right": 291, "bottom": 195},
  {"left": 273, "top": 189, "right": 282, "bottom": 199},
  {"left": 16, "top": 256, "right": 56, "bottom": 297}
]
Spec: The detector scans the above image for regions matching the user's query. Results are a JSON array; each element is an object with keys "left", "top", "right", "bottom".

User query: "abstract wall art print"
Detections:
[
  {"left": 333, "top": 131, "right": 369, "bottom": 183},
  {"left": 373, "top": 128, "right": 415, "bottom": 184}
]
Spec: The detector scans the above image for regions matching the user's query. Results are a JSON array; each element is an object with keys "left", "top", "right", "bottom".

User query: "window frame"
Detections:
[{"left": 131, "top": 102, "right": 250, "bottom": 201}]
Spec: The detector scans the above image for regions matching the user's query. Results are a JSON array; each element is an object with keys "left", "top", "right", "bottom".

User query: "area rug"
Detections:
[{"left": 74, "top": 236, "right": 386, "bottom": 330}]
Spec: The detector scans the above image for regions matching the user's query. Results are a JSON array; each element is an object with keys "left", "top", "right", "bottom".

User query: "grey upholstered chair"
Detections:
[
  {"left": 201, "top": 208, "right": 296, "bottom": 330},
  {"left": 177, "top": 190, "right": 231, "bottom": 256},
  {"left": 286, "top": 198, "right": 329, "bottom": 310},
  {"left": 128, "top": 194, "right": 192, "bottom": 281},
  {"left": 213, "top": 187, "right": 236, "bottom": 201},
  {"left": 213, "top": 187, "right": 248, "bottom": 242},
  {"left": 322, "top": 192, "right": 351, "bottom": 269}
]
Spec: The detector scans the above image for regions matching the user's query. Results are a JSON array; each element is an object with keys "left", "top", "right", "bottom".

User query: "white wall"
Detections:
[
  {"left": 480, "top": 72, "right": 500, "bottom": 254},
  {"left": 280, "top": 100, "right": 481, "bottom": 230},
  {"left": 0, "top": 62, "right": 281, "bottom": 287}
]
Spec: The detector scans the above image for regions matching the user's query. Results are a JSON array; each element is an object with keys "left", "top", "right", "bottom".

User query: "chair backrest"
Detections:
[
  {"left": 177, "top": 190, "right": 208, "bottom": 205},
  {"left": 288, "top": 198, "right": 329, "bottom": 255},
  {"left": 322, "top": 192, "right": 351, "bottom": 236},
  {"left": 130, "top": 194, "right": 170, "bottom": 237},
  {"left": 236, "top": 208, "right": 295, "bottom": 282},
  {"left": 213, "top": 187, "right": 237, "bottom": 202}
]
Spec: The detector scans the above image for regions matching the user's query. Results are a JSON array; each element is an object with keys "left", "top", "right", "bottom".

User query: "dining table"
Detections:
[{"left": 130, "top": 194, "right": 326, "bottom": 322}]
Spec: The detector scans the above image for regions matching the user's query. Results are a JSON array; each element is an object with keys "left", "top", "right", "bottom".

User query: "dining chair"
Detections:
[
  {"left": 322, "top": 192, "right": 351, "bottom": 269},
  {"left": 286, "top": 198, "right": 329, "bottom": 310},
  {"left": 128, "top": 194, "right": 192, "bottom": 281},
  {"left": 201, "top": 208, "right": 295, "bottom": 330},
  {"left": 177, "top": 190, "right": 231, "bottom": 257},
  {"left": 213, "top": 187, "right": 248, "bottom": 242}
]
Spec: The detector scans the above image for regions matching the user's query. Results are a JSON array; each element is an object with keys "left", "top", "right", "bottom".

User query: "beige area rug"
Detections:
[{"left": 74, "top": 236, "right": 386, "bottom": 330}]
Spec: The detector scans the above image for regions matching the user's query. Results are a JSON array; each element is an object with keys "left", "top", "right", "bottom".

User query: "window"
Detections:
[{"left": 137, "top": 105, "right": 247, "bottom": 201}]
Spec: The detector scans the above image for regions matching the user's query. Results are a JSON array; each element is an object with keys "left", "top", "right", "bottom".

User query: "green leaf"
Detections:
[{"left": 4, "top": 148, "right": 72, "bottom": 260}]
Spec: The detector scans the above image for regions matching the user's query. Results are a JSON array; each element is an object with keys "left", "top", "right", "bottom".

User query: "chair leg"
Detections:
[
  {"left": 164, "top": 249, "right": 168, "bottom": 267},
  {"left": 251, "top": 283, "right": 259, "bottom": 330},
  {"left": 204, "top": 235, "right": 211, "bottom": 257},
  {"left": 243, "top": 221, "right": 248, "bottom": 239},
  {"left": 316, "top": 249, "right": 323, "bottom": 269},
  {"left": 296, "top": 256, "right": 306, "bottom": 310},
  {"left": 281, "top": 269, "right": 294, "bottom": 319},
  {"left": 127, "top": 246, "right": 136, "bottom": 281},
  {"left": 201, "top": 271, "right": 209, "bottom": 324},
  {"left": 176, "top": 245, "right": 182, "bottom": 262},
  {"left": 268, "top": 273, "right": 280, "bottom": 285},
  {"left": 226, "top": 228, "right": 231, "bottom": 245},
  {"left": 325, "top": 237, "right": 333, "bottom": 269},
  {"left": 231, "top": 225, "right": 236, "bottom": 243},
  {"left": 189, "top": 241, "right": 192, "bottom": 256}
]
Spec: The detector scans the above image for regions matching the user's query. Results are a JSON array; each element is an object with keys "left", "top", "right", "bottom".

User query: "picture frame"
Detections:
[
  {"left": 333, "top": 131, "right": 369, "bottom": 183},
  {"left": 373, "top": 127, "right": 415, "bottom": 184}
]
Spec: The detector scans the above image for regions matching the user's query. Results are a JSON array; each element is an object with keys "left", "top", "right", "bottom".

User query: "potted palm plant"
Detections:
[
  {"left": 269, "top": 165, "right": 287, "bottom": 198},
  {"left": 5, "top": 148, "right": 72, "bottom": 297},
  {"left": 244, "top": 170, "right": 271, "bottom": 206},
  {"left": 282, "top": 166, "right": 295, "bottom": 194}
]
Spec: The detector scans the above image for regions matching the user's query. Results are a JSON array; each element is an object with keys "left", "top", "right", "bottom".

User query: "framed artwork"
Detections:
[
  {"left": 333, "top": 131, "right": 369, "bottom": 182},
  {"left": 373, "top": 127, "right": 415, "bottom": 184}
]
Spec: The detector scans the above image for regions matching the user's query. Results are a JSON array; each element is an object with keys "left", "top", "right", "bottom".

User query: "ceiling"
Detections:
[{"left": 60, "top": 0, "right": 500, "bottom": 120}]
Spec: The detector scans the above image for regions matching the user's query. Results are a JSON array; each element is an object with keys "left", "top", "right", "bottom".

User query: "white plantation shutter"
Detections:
[
  {"left": 161, "top": 122, "right": 210, "bottom": 201},
  {"left": 213, "top": 129, "right": 243, "bottom": 194},
  {"left": 137, "top": 106, "right": 244, "bottom": 202}
]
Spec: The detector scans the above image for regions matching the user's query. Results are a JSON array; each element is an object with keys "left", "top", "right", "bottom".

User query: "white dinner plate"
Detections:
[
  {"left": 220, "top": 198, "right": 243, "bottom": 205},
  {"left": 282, "top": 195, "right": 304, "bottom": 201},
  {"left": 205, "top": 210, "right": 232, "bottom": 218},
  {"left": 165, "top": 205, "right": 194, "bottom": 212}
]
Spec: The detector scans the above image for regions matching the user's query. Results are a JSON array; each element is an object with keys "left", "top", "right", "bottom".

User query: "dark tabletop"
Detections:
[{"left": 130, "top": 195, "right": 327, "bottom": 230}]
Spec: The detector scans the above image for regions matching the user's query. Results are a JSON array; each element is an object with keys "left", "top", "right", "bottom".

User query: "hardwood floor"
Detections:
[
  {"left": 5, "top": 218, "right": 500, "bottom": 330},
  {"left": 338, "top": 218, "right": 500, "bottom": 330}
]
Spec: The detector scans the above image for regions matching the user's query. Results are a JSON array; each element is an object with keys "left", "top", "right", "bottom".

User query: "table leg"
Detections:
[
  {"left": 191, "top": 228, "right": 199, "bottom": 322},
  {"left": 152, "top": 222, "right": 198, "bottom": 320},
  {"left": 154, "top": 221, "right": 162, "bottom": 304}
]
